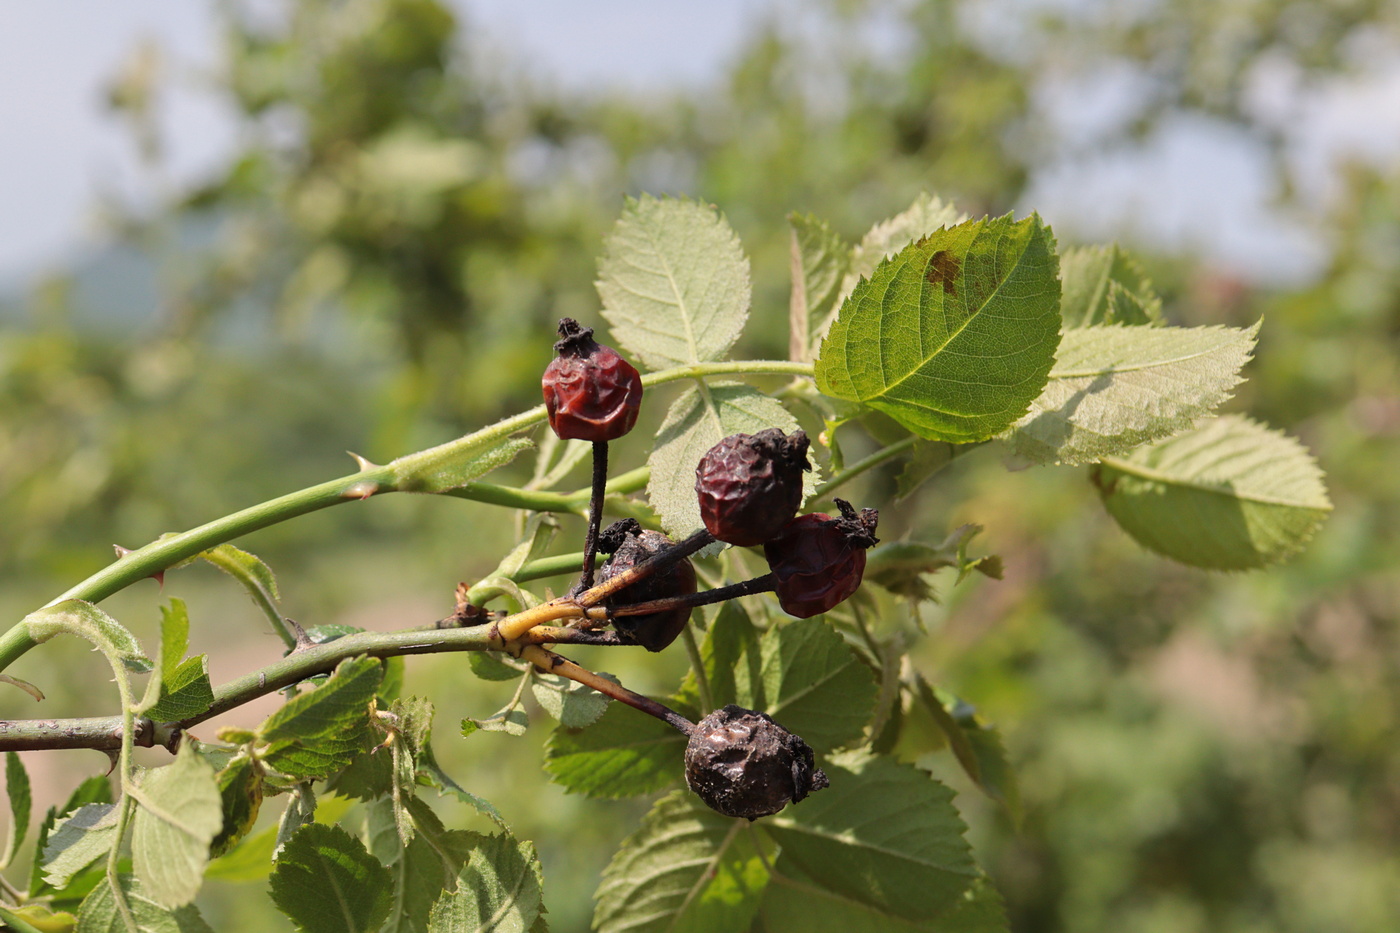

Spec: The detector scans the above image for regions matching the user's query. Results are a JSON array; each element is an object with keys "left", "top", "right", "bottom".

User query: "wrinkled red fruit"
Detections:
[
  {"left": 599, "top": 522, "right": 697, "bottom": 652},
  {"left": 695, "top": 429, "right": 811, "bottom": 546},
  {"left": 541, "top": 318, "right": 642, "bottom": 442},
  {"left": 684, "top": 705, "right": 829, "bottom": 820},
  {"left": 763, "top": 498, "right": 879, "bottom": 618}
]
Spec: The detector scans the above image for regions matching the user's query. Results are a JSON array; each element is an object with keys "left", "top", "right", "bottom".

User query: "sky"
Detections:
[{"left": 1, "top": 1, "right": 1397, "bottom": 291}]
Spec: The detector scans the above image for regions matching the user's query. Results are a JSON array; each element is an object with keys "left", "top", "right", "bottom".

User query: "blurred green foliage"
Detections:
[{"left": 2, "top": 0, "right": 1398, "bottom": 930}]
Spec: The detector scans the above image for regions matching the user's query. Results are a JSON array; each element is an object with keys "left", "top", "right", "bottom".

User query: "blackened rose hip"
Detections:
[
  {"left": 763, "top": 498, "right": 879, "bottom": 618},
  {"left": 684, "top": 705, "right": 829, "bottom": 820},
  {"left": 541, "top": 318, "right": 643, "bottom": 442},
  {"left": 695, "top": 428, "right": 811, "bottom": 546},
  {"left": 598, "top": 521, "right": 697, "bottom": 652}
]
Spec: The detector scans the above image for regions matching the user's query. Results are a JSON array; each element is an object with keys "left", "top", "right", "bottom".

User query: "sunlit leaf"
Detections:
[
  {"left": 789, "top": 213, "right": 850, "bottom": 362},
  {"left": 24, "top": 601, "right": 151, "bottom": 674},
  {"left": 426, "top": 832, "right": 543, "bottom": 933},
  {"left": 4, "top": 751, "right": 32, "bottom": 866},
  {"left": 544, "top": 702, "right": 689, "bottom": 798},
  {"left": 132, "top": 744, "right": 223, "bottom": 907},
  {"left": 1059, "top": 243, "right": 1162, "bottom": 328},
  {"left": 835, "top": 193, "right": 967, "bottom": 310},
  {"left": 256, "top": 657, "right": 382, "bottom": 779},
  {"left": 75, "top": 875, "right": 214, "bottom": 933},
  {"left": 270, "top": 823, "right": 392, "bottom": 933},
  {"left": 816, "top": 213, "right": 1062, "bottom": 443},
  {"left": 1094, "top": 415, "right": 1332, "bottom": 569}
]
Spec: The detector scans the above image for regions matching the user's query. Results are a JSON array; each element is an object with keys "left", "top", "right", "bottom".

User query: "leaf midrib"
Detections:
[{"left": 1098, "top": 456, "right": 1332, "bottom": 510}]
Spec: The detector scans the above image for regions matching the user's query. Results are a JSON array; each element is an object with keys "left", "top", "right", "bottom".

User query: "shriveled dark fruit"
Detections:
[
  {"left": 763, "top": 498, "right": 879, "bottom": 618},
  {"left": 541, "top": 318, "right": 643, "bottom": 442},
  {"left": 695, "top": 428, "right": 811, "bottom": 546},
  {"left": 599, "top": 527, "right": 697, "bottom": 652},
  {"left": 684, "top": 705, "right": 829, "bottom": 820}
]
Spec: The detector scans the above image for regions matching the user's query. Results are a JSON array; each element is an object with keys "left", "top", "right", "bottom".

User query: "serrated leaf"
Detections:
[
  {"left": 30, "top": 777, "right": 112, "bottom": 899},
  {"left": 417, "top": 743, "right": 508, "bottom": 830},
  {"left": 43, "top": 804, "right": 120, "bottom": 890},
  {"left": 764, "top": 752, "right": 976, "bottom": 922},
  {"left": 462, "top": 709, "right": 528, "bottom": 737},
  {"left": 911, "top": 678, "right": 1020, "bottom": 822},
  {"left": 426, "top": 832, "right": 543, "bottom": 933},
  {"left": 750, "top": 619, "right": 877, "bottom": 753},
  {"left": 834, "top": 193, "right": 967, "bottom": 311},
  {"left": 1059, "top": 243, "right": 1162, "bottom": 328},
  {"left": 1094, "top": 415, "right": 1332, "bottom": 569},
  {"left": 530, "top": 671, "right": 614, "bottom": 729},
  {"left": 199, "top": 543, "right": 280, "bottom": 605},
  {"left": 468, "top": 652, "right": 527, "bottom": 682},
  {"left": 76, "top": 875, "right": 214, "bottom": 933},
  {"left": 816, "top": 213, "right": 1062, "bottom": 443},
  {"left": 865, "top": 526, "right": 1001, "bottom": 603},
  {"left": 597, "top": 195, "right": 751, "bottom": 371},
  {"left": 544, "top": 702, "right": 687, "bottom": 798},
  {"left": 646, "top": 382, "right": 817, "bottom": 540},
  {"left": 131, "top": 744, "right": 222, "bottom": 907},
  {"left": 789, "top": 213, "right": 850, "bottom": 362},
  {"left": 24, "top": 601, "right": 151, "bottom": 674},
  {"left": 1005, "top": 322, "right": 1258, "bottom": 465},
  {"left": 257, "top": 657, "right": 382, "bottom": 779},
  {"left": 383, "top": 801, "right": 483, "bottom": 933},
  {"left": 5, "top": 751, "right": 32, "bottom": 866},
  {"left": 210, "top": 753, "right": 263, "bottom": 857},
  {"left": 760, "top": 868, "right": 1007, "bottom": 933},
  {"left": 594, "top": 791, "right": 773, "bottom": 933},
  {"left": 144, "top": 600, "right": 214, "bottom": 722},
  {"left": 270, "top": 823, "right": 392, "bottom": 933},
  {"left": 677, "top": 601, "right": 761, "bottom": 711},
  {"left": 394, "top": 437, "right": 533, "bottom": 495}
]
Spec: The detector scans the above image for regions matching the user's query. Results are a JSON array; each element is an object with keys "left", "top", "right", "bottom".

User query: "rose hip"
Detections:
[
  {"left": 763, "top": 499, "right": 879, "bottom": 618},
  {"left": 541, "top": 318, "right": 643, "bottom": 442},
  {"left": 695, "top": 428, "right": 810, "bottom": 546}
]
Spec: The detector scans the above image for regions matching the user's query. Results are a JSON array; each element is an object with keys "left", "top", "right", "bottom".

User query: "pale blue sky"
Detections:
[{"left": 1, "top": 1, "right": 1397, "bottom": 290}]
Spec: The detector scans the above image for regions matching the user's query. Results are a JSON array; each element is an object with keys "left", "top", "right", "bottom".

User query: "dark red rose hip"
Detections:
[
  {"left": 684, "top": 705, "right": 829, "bottom": 820},
  {"left": 541, "top": 318, "right": 643, "bottom": 442},
  {"left": 695, "top": 428, "right": 811, "bottom": 546},
  {"left": 763, "top": 498, "right": 879, "bottom": 618},
  {"left": 599, "top": 522, "right": 697, "bottom": 652}
]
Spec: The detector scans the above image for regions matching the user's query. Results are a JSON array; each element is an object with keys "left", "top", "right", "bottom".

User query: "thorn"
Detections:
[
  {"left": 113, "top": 544, "right": 165, "bottom": 587},
  {"left": 342, "top": 481, "right": 379, "bottom": 500},
  {"left": 348, "top": 450, "right": 382, "bottom": 471},
  {"left": 285, "top": 617, "right": 314, "bottom": 651}
]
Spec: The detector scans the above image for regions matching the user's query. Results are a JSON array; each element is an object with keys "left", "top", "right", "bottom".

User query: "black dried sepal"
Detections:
[
  {"left": 596, "top": 518, "right": 644, "bottom": 556},
  {"left": 684, "top": 705, "right": 829, "bottom": 820}
]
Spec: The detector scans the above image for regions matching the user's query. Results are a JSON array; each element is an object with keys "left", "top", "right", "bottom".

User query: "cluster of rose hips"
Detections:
[{"left": 539, "top": 319, "right": 879, "bottom": 819}]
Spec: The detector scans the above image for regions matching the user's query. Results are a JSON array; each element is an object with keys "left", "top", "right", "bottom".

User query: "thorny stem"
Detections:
[
  {"left": 517, "top": 645, "right": 695, "bottom": 735},
  {"left": 0, "top": 360, "right": 810, "bottom": 677},
  {"left": 577, "top": 440, "right": 609, "bottom": 592}
]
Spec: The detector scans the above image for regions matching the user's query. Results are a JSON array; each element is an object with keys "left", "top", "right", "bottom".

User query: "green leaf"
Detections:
[
  {"left": 131, "top": 744, "right": 222, "bottom": 907},
  {"left": 530, "top": 670, "right": 614, "bottom": 729},
  {"left": 468, "top": 652, "right": 527, "bottom": 682},
  {"left": 144, "top": 600, "right": 214, "bottom": 722},
  {"left": 752, "top": 618, "right": 878, "bottom": 753},
  {"left": 416, "top": 743, "right": 508, "bottom": 830},
  {"left": 200, "top": 543, "right": 280, "bottom": 605},
  {"left": 816, "top": 213, "right": 1063, "bottom": 443},
  {"left": 392, "top": 437, "right": 533, "bottom": 495},
  {"left": 864, "top": 526, "right": 1001, "bottom": 602},
  {"left": 30, "top": 777, "right": 112, "bottom": 899},
  {"left": 894, "top": 439, "right": 957, "bottom": 499},
  {"left": 76, "top": 875, "right": 214, "bottom": 933},
  {"left": 836, "top": 193, "right": 967, "bottom": 311},
  {"left": 383, "top": 801, "right": 483, "bottom": 933},
  {"left": 210, "top": 753, "right": 263, "bottom": 857},
  {"left": 270, "top": 823, "right": 392, "bottom": 933},
  {"left": 594, "top": 791, "right": 773, "bottom": 933},
  {"left": 257, "top": 656, "right": 382, "bottom": 779},
  {"left": 1004, "top": 322, "right": 1259, "bottom": 465},
  {"left": 426, "top": 832, "right": 543, "bottom": 933},
  {"left": 764, "top": 752, "right": 976, "bottom": 922},
  {"left": 760, "top": 868, "right": 1007, "bottom": 933},
  {"left": 1059, "top": 244, "right": 1162, "bottom": 328},
  {"left": 677, "top": 601, "right": 761, "bottom": 711},
  {"left": 24, "top": 601, "right": 152, "bottom": 674},
  {"left": 4, "top": 751, "right": 32, "bottom": 866},
  {"left": 646, "top": 382, "right": 817, "bottom": 541},
  {"left": 204, "top": 823, "right": 278, "bottom": 884},
  {"left": 911, "top": 678, "right": 1020, "bottom": 822},
  {"left": 544, "top": 702, "right": 688, "bottom": 798},
  {"left": 43, "top": 804, "right": 120, "bottom": 889},
  {"left": 1094, "top": 415, "right": 1332, "bottom": 570},
  {"left": 0, "top": 903, "right": 77, "bottom": 933},
  {"left": 788, "top": 213, "right": 850, "bottom": 362},
  {"left": 597, "top": 194, "right": 751, "bottom": 372}
]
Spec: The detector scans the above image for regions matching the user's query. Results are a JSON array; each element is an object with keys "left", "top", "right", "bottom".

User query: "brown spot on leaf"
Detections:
[{"left": 925, "top": 250, "right": 960, "bottom": 295}]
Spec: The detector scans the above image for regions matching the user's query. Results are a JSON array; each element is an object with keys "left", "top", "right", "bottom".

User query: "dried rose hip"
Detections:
[
  {"left": 599, "top": 522, "right": 697, "bottom": 652},
  {"left": 684, "top": 705, "right": 829, "bottom": 820},
  {"left": 695, "top": 428, "right": 811, "bottom": 546},
  {"left": 541, "top": 318, "right": 643, "bottom": 442},
  {"left": 763, "top": 498, "right": 879, "bottom": 618}
]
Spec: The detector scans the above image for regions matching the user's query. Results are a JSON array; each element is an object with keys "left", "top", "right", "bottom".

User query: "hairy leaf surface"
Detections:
[
  {"left": 76, "top": 875, "right": 214, "bottom": 933},
  {"left": 1095, "top": 415, "right": 1331, "bottom": 569},
  {"left": 144, "top": 599, "right": 214, "bottom": 722},
  {"left": 4, "top": 751, "right": 31, "bottom": 866},
  {"left": 835, "top": 193, "right": 967, "bottom": 310},
  {"left": 594, "top": 791, "right": 772, "bottom": 933},
  {"left": 24, "top": 601, "right": 151, "bottom": 674},
  {"left": 426, "top": 832, "right": 543, "bottom": 933},
  {"left": 1005, "top": 322, "right": 1258, "bottom": 465},
  {"left": 257, "top": 657, "right": 382, "bottom": 779},
  {"left": 817, "top": 213, "right": 1062, "bottom": 442},
  {"left": 597, "top": 195, "right": 750, "bottom": 371},
  {"left": 1059, "top": 243, "right": 1161, "bottom": 328},
  {"left": 132, "top": 744, "right": 222, "bottom": 907},
  {"left": 270, "top": 823, "right": 392, "bottom": 933},
  {"left": 750, "top": 618, "right": 877, "bottom": 753},
  {"left": 544, "top": 702, "right": 688, "bottom": 798}
]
